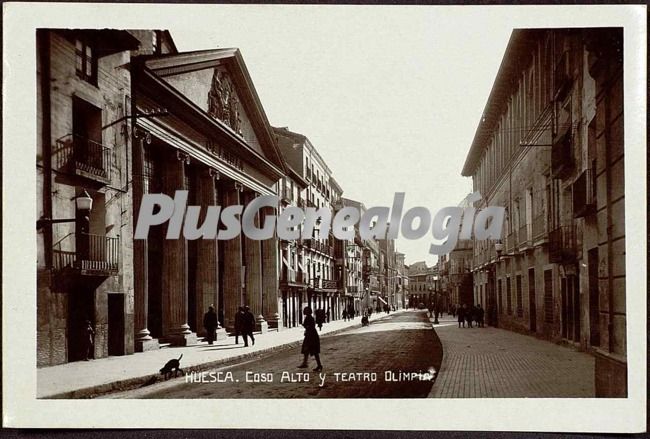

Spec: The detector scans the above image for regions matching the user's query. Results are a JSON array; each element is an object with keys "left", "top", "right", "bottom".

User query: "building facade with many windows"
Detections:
[{"left": 461, "top": 28, "right": 625, "bottom": 396}]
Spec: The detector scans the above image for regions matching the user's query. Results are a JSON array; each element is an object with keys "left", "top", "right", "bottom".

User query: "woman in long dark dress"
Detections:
[{"left": 298, "top": 306, "right": 323, "bottom": 371}]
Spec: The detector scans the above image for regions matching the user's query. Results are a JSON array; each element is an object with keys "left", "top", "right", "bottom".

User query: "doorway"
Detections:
[
  {"left": 107, "top": 293, "right": 125, "bottom": 356},
  {"left": 67, "top": 285, "right": 95, "bottom": 362},
  {"left": 588, "top": 248, "right": 600, "bottom": 347},
  {"left": 528, "top": 268, "right": 537, "bottom": 333}
]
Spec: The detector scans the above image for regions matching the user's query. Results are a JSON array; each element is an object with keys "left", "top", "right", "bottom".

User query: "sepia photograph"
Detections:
[{"left": 3, "top": 1, "right": 647, "bottom": 432}]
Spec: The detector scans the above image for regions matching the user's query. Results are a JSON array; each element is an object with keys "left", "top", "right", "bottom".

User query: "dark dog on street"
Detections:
[
  {"left": 159, "top": 354, "right": 183, "bottom": 379},
  {"left": 361, "top": 316, "right": 369, "bottom": 326}
]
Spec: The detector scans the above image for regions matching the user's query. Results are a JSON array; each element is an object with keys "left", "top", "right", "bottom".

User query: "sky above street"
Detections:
[{"left": 172, "top": 6, "right": 513, "bottom": 266}]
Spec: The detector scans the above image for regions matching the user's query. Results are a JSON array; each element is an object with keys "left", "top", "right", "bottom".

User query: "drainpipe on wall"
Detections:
[{"left": 39, "top": 29, "right": 53, "bottom": 269}]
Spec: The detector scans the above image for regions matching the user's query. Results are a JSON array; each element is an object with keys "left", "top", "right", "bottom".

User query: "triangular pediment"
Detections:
[{"left": 143, "top": 49, "right": 285, "bottom": 171}]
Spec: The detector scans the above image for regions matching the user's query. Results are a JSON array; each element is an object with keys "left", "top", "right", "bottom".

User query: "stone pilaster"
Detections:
[
  {"left": 161, "top": 150, "right": 196, "bottom": 346},
  {"left": 262, "top": 206, "right": 281, "bottom": 329},
  {"left": 222, "top": 181, "right": 244, "bottom": 331},
  {"left": 132, "top": 131, "right": 158, "bottom": 352},
  {"left": 243, "top": 191, "right": 267, "bottom": 333},
  {"left": 194, "top": 168, "right": 220, "bottom": 335}
]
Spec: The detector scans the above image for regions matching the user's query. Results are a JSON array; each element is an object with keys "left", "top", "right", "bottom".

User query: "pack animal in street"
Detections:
[{"left": 160, "top": 354, "right": 183, "bottom": 379}]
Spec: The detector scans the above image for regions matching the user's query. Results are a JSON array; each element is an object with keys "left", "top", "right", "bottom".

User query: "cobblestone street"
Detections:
[
  {"left": 110, "top": 310, "right": 442, "bottom": 398},
  {"left": 429, "top": 317, "right": 595, "bottom": 397}
]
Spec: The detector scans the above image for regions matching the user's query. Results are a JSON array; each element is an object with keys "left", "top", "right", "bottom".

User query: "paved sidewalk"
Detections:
[
  {"left": 429, "top": 316, "right": 595, "bottom": 398},
  {"left": 38, "top": 311, "right": 403, "bottom": 398}
]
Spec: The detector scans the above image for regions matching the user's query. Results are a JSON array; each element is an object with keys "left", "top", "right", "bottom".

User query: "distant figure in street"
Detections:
[
  {"left": 315, "top": 308, "right": 326, "bottom": 331},
  {"left": 466, "top": 305, "right": 474, "bottom": 328},
  {"left": 203, "top": 305, "right": 218, "bottom": 345},
  {"left": 342, "top": 309, "right": 348, "bottom": 321},
  {"left": 427, "top": 303, "right": 434, "bottom": 318},
  {"left": 457, "top": 304, "right": 466, "bottom": 328},
  {"left": 234, "top": 306, "right": 245, "bottom": 345},
  {"left": 298, "top": 306, "right": 323, "bottom": 371},
  {"left": 349, "top": 306, "right": 356, "bottom": 319},
  {"left": 476, "top": 304, "right": 485, "bottom": 328},
  {"left": 84, "top": 320, "right": 95, "bottom": 361},
  {"left": 242, "top": 306, "right": 256, "bottom": 346}
]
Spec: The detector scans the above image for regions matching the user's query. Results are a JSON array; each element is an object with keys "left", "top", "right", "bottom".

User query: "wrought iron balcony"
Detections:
[
  {"left": 573, "top": 169, "right": 596, "bottom": 218},
  {"left": 280, "top": 187, "right": 292, "bottom": 204},
  {"left": 55, "top": 134, "right": 112, "bottom": 183},
  {"left": 532, "top": 214, "right": 547, "bottom": 242},
  {"left": 548, "top": 225, "right": 578, "bottom": 263},
  {"left": 52, "top": 233, "right": 119, "bottom": 275},
  {"left": 551, "top": 129, "right": 574, "bottom": 180},
  {"left": 553, "top": 50, "right": 572, "bottom": 101},
  {"left": 506, "top": 231, "right": 517, "bottom": 253},
  {"left": 518, "top": 224, "right": 530, "bottom": 249}
]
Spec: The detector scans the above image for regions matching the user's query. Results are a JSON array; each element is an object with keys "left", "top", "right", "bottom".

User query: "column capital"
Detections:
[
  {"left": 208, "top": 168, "right": 221, "bottom": 180},
  {"left": 176, "top": 150, "right": 191, "bottom": 164},
  {"left": 133, "top": 126, "right": 152, "bottom": 144}
]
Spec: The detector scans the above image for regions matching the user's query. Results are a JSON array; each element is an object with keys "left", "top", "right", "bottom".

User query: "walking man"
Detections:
[
  {"left": 476, "top": 304, "right": 485, "bottom": 328},
  {"left": 234, "top": 306, "right": 245, "bottom": 345},
  {"left": 242, "top": 306, "right": 256, "bottom": 347},
  {"left": 203, "top": 305, "right": 218, "bottom": 345},
  {"left": 457, "top": 304, "right": 466, "bottom": 328}
]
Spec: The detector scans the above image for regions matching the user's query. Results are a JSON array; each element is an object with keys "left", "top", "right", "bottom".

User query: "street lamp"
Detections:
[{"left": 37, "top": 189, "right": 93, "bottom": 229}]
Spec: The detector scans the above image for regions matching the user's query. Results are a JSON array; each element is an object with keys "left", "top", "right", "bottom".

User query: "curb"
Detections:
[{"left": 43, "top": 314, "right": 404, "bottom": 399}]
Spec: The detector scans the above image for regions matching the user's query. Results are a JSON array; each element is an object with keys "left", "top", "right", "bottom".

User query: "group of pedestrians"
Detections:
[
  {"left": 342, "top": 306, "right": 357, "bottom": 321},
  {"left": 202, "top": 305, "right": 257, "bottom": 347},
  {"left": 453, "top": 303, "right": 485, "bottom": 328}
]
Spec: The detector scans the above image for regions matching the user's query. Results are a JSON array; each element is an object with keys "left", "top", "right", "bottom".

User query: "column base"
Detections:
[
  {"left": 255, "top": 315, "right": 268, "bottom": 333},
  {"left": 163, "top": 332, "right": 198, "bottom": 347},
  {"left": 265, "top": 313, "right": 281, "bottom": 330},
  {"left": 135, "top": 338, "right": 160, "bottom": 352}
]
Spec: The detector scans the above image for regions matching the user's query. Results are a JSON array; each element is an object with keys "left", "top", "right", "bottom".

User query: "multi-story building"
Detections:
[
  {"left": 378, "top": 237, "right": 397, "bottom": 310},
  {"left": 461, "top": 28, "right": 625, "bottom": 396},
  {"left": 37, "top": 29, "right": 290, "bottom": 365},
  {"left": 338, "top": 197, "right": 367, "bottom": 316},
  {"left": 278, "top": 164, "right": 309, "bottom": 328},
  {"left": 395, "top": 252, "right": 407, "bottom": 309},
  {"left": 37, "top": 29, "right": 142, "bottom": 366},
  {"left": 408, "top": 261, "right": 432, "bottom": 307},
  {"left": 439, "top": 239, "right": 474, "bottom": 310},
  {"left": 274, "top": 127, "right": 342, "bottom": 322}
]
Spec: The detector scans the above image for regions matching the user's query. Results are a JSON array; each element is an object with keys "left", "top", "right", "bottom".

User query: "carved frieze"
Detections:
[{"left": 207, "top": 68, "right": 243, "bottom": 136}]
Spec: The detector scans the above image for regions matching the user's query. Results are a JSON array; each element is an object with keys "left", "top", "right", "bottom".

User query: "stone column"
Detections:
[
  {"left": 222, "top": 181, "right": 243, "bottom": 331},
  {"left": 161, "top": 150, "right": 196, "bottom": 346},
  {"left": 262, "top": 206, "right": 281, "bottom": 329},
  {"left": 243, "top": 191, "right": 267, "bottom": 333},
  {"left": 194, "top": 168, "right": 220, "bottom": 335},
  {"left": 132, "top": 131, "right": 159, "bottom": 352}
]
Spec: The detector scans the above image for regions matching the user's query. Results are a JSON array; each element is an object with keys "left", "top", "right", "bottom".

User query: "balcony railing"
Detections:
[
  {"left": 506, "top": 231, "right": 517, "bottom": 253},
  {"left": 573, "top": 169, "right": 596, "bottom": 218},
  {"left": 280, "top": 187, "right": 292, "bottom": 203},
  {"left": 549, "top": 225, "right": 577, "bottom": 263},
  {"left": 53, "top": 233, "right": 119, "bottom": 275},
  {"left": 55, "top": 134, "right": 112, "bottom": 183},
  {"left": 554, "top": 50, "right": 572, "bottom": 101},
  {"left": 551, "top": 129, "right": 574, "bottom": 179},
  {"left": 281, "top": 267, "right": 306, "bottom": 285},
  {"left": 532, "top": 214, "right": 547, "bottom": 242},
  {"left": 305, "top": 239, "right": 335, "bottom": 257},
  {"left": 518, "top": 224, "right": 530, "bottom": 249}
]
